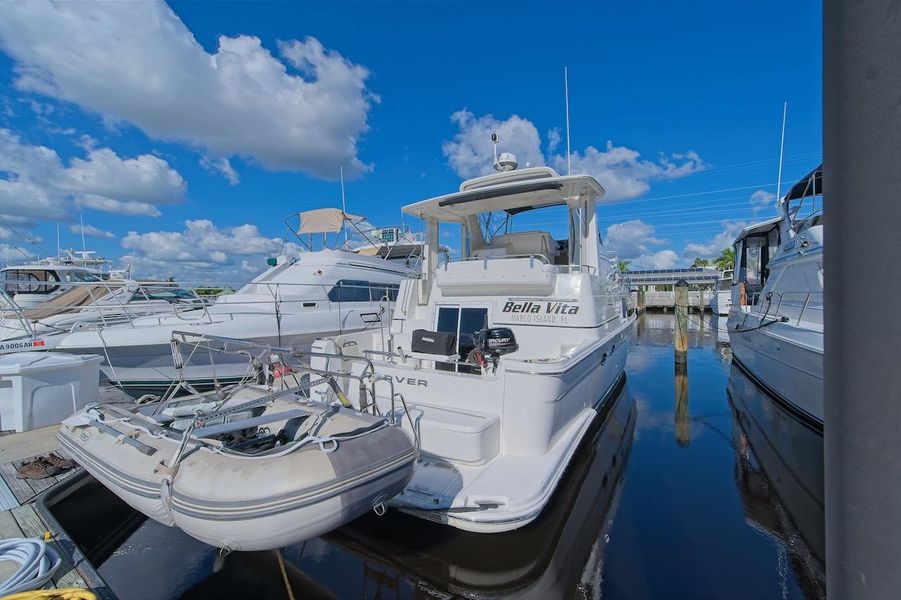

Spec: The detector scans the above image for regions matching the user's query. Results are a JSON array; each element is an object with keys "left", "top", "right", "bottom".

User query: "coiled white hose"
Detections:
[{"left": 0, "top": 537, "right": 62, "bottom": 595}]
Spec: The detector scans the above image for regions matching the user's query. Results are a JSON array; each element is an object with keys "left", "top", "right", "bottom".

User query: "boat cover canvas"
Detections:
[{"left": 298, "top": 208, "right": 363, "bottom": 234}]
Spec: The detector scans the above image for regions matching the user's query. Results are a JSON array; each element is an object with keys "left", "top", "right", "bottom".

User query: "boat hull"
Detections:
[{"left": 728, "top": 319, "right": 823, "bottom": 426}]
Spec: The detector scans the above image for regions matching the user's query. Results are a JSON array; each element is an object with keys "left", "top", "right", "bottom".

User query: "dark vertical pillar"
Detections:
[{"left": 824, "top": 1, "right": 901, "bottom": 597}]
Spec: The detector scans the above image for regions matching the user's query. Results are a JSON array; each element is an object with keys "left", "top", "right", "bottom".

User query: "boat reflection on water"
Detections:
[
  {"left": 727, "top": 363, "right": 825, "bottom": 599},
  {"left": 323, "top": 380, "right": 637, "bottom": 599}
]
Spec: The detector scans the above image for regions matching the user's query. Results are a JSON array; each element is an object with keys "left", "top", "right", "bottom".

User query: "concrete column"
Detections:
[{"left": 824, "top": 1, "right": 901, "bottom": 597}]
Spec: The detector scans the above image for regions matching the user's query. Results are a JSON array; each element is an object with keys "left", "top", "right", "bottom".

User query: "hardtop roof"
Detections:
[{"left": 401, "top": 167, "right": 606, "bottom": 222}]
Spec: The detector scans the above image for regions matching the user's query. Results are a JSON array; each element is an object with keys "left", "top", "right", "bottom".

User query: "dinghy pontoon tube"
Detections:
[{"left": 57, "top": 334, "right": 417, "bottom": 551}]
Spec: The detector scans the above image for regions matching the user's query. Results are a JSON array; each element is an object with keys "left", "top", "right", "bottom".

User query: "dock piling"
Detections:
[{"left": 674, "top": 279, "right": 689, "bottom": 364}]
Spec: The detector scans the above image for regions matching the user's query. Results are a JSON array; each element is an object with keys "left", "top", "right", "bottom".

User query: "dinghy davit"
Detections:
[{"left": 57, "top": 385, "right": 416, "bottom": 551}]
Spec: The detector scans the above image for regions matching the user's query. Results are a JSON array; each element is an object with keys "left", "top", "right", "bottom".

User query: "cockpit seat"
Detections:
[{"left": 488, "top": 231, "right": 556, "bottom": 263}]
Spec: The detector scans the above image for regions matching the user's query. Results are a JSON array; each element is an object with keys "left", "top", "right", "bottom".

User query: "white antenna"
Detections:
[
  {"left": 56, "top": 223, "right": 60, "bottom": 261},
  {"left": 775, "top": 101, "right": 787, "bottom": 203},
  {"left": 79, "top": 214, "right": 86, "bottom": 261},
  {"left": 564, "top": 66, "right": 572, "bottom": 176},
  {"left": 339, "top": 165, "right": 348, "bottom": 245}
]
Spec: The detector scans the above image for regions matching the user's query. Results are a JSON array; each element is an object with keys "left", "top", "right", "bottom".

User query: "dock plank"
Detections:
[
  {"left": 0, "top": 461, "right": 34, "bottom": 504},
  {"left": 55, "top": 567, "right": 88, "bottom": 589},
  {"left": 11, "top": 504, "right": 84, "bottom": 589},
  {"left": 0, "top": 508, "right": 24, "bottom": 538}
]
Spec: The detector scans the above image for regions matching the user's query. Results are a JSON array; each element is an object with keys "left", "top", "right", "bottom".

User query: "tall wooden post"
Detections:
[{"left": 674, "top": 279, "right": 689, "bottom": 364}]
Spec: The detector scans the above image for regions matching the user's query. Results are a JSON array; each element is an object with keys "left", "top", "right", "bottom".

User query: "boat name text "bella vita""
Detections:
[{"left": 502, "top": 301, "right": 580, "bottom": 315}]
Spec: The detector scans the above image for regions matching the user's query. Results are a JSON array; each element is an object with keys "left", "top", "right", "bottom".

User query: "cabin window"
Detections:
[
  {"left": 3, "top": 270, "right": 60, "bottom": 295},
  {"left": 328, "top": 280, "right": 399, "bottom": 303},
  {"left": 435, "top": 306, "right": 488, "bottom": 374}
]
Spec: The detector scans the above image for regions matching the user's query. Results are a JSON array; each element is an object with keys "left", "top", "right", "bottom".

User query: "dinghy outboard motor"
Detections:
[
  {"left": 480, "top": 328, "right": 518, "bottom": 357},
  {"left": 474, "top": 327, "right": 518, "bottom": 372}
]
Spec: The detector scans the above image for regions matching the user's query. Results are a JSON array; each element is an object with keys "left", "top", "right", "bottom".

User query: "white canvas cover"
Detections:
[{"left": 298, "top": 208, "right": 362, "bottom": 234}]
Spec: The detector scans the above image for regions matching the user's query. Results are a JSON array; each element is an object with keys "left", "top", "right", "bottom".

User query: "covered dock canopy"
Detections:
[
  {"left": 624, "top": 268, "right": 722, "bottom": 286},
  {"left": 401, "top": 168, "right": 606, "bottom": 222}
]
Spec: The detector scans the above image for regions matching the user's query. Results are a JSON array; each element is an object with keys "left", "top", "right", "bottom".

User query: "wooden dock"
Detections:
[{"left": 0, "top": 425, "right": 96, "bottom": 595}]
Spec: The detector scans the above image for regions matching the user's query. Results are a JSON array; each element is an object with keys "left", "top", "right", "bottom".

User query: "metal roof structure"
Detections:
[{"left": 624, "top": 268, "right": 721, "bottom": 286}]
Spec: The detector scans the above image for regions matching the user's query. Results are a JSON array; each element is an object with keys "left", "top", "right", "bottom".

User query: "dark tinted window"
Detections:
[
  {"left": 459, "top": 308, "right": 488, "bottom": 358},
  {"left": 327, "top": 280, "right": 370, "bottom": 303},
  {"left": 370, "top": 283, "right": 400, "bottom": 302}
]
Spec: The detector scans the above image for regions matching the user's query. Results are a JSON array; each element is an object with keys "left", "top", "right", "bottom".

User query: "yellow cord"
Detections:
[{"left": 2, "top": 589, "right": 97, "bottom": 600}]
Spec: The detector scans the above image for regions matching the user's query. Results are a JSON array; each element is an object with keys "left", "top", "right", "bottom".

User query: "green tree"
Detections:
[
  {"left": 714, "top": 247, "right": 735, "bottom": 271},
  {"left": 691, "top": 257, "right": 711, "bottom": 268},
  {"left": 616, "top": 259, "right": 630, "bottom": 273}
]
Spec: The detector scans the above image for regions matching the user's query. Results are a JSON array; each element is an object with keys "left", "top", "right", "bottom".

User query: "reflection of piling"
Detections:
[
  {"left": 674, "top": 279, "right": 689, "bottom": 364},
  {"left": 674, "top": 362, "right": 690, "bottom": 447}
]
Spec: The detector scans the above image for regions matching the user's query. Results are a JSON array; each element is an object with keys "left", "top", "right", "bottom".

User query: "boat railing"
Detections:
[
  {"left": 0, "top": 288, "right": 36, "bottom": 337},
  {"left": 744, "top": 290, "right": 824, "bottom": 327},
  {"left": 164, "top": 331, "right": 418, "bottom": 452},
  {"left": 450, "top": 254, "right": 597, "bottom": 275},
  {"left": 0, "top": 278, "right": 397, "bottom": 335}
]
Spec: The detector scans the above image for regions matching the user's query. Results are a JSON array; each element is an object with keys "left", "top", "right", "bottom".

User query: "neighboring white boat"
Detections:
[
  {"left": 310, "top": 160, "right": 634, "bottom": 533},
  {"left": 57, "top": 337, "right": 416, "bottom": 551},
  {"left": 1, "top": 210, "right": 416, "bottom": 396},
  {"left": 727, "top": 165, "right": 823, "bottom": 427},
  {"left": 0, "top": 280, "right": 200, "bottom": 345},
  {"left": 1, "top": 250, "right": 111, "bottom": 309},
  {"left": 709, "top": 269, "right": 733, "bottom": 316}
]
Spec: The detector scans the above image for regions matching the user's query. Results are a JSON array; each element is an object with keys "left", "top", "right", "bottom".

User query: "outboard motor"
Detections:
[
  {"left": 470, "top": 328, "right": 518, "bottom": 373},
  {"left": 480, "top": 327, "right": 519, "bottom": 358}
]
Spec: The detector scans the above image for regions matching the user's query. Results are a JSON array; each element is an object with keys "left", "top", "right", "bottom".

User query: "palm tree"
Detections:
[
  {"left": 691, "top": 257, "right": 711, "bottom": 268},
  {"left": 616, "top": 259, "right": 630, "bottom": 273},
  {"left": 714, "top": 247, "right": 735, "bottom": 272}
]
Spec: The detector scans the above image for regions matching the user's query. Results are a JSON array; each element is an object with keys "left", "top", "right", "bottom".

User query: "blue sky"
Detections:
[{"left": 0, "top": 1, "right": 821, "bottom": 280}]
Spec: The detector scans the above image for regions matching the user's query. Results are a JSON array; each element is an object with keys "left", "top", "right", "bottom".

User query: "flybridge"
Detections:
[{"left": 502, "top": 301, "right": 580, "bottom": 315}]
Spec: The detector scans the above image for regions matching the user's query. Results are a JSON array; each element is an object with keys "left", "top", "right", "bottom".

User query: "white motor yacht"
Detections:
[
  {"left": 1, "top": 250, "right": 111, "bottom": 309},
  {"left": 311, "top": 162, "right": 634, "bottom": 533},
  {"left": 0, "top": 280, "right": 201, "bottom": 347},
  {"left": 1, "top": 210, "right": 416, "bottom": 396},
  {"left": 727, "top": 165, "right": 823, "bottom": 427},
  {"left": 709, "top": 269, "right": 734, "bottom": 316}
]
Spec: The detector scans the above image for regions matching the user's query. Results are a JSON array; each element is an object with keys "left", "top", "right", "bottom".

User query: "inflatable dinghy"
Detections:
[{"left": 58, "top": 385, "right": 416, "bottom": 551}]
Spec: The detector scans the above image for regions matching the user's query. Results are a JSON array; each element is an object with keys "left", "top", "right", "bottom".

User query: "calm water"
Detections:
[{"left": 48, "top": 313, "right": 826, "bottom": 599}]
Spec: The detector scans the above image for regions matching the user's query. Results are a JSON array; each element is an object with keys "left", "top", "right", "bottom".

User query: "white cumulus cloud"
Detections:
[
  {"left": 68, "top": 223, "right": 114, "bottom": 239},
  {"left": 749, "top": 189, "right": 776, "bottom": 213},
  {"left": 0, "top": 1, "right": 376, "bottom": 179},
  {"left": 629, "top": 249, "right": 679, "bottom": 270},
  {"left": 442, "top": 111, "right": 705, "bottom": 201},
  {"left": 121, "top": 219, "right": 302, "bottom": 280},
  {"left": 683, "top": 220, "right": 748, "bottom": 258},
  {"left": 442, "top": 110, "right": 545, "bottom": 179},
  {"left": 553, "top": 145, "right": 706, "bottom": 202},
  {"left": 604, "top": 219, "right": 668, "bottom": 259},
  {"left": 0, "top": 129, "right": 185, "bottom": 220}
]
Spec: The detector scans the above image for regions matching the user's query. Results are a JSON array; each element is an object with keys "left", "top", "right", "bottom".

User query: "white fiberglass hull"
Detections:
[
  {"left": 729, "top": 317, "right": 823, "bottom": 426},
  {"left": 345, "top": 318, "right": 633, "bottom": 534}
]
